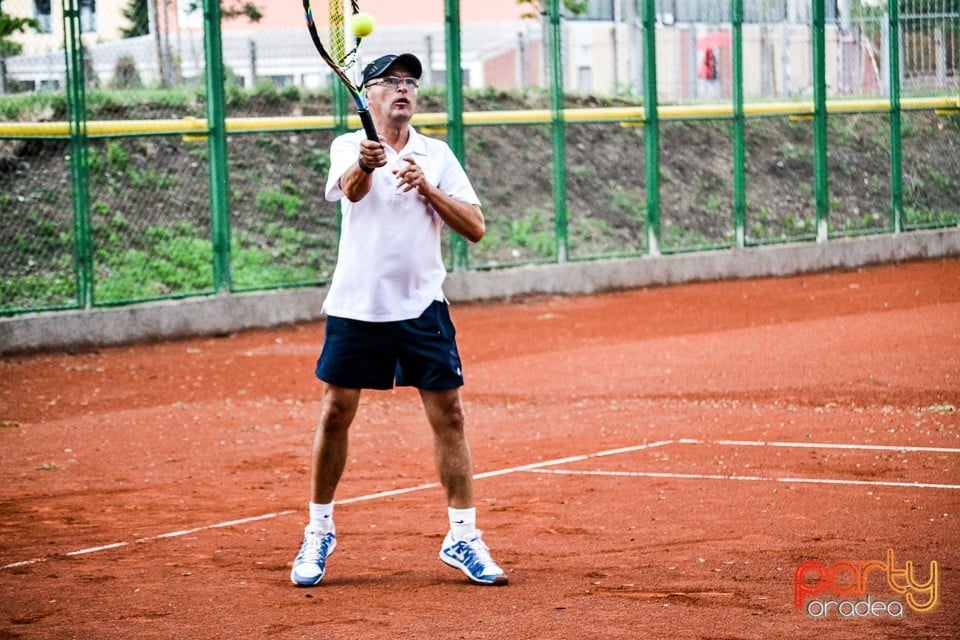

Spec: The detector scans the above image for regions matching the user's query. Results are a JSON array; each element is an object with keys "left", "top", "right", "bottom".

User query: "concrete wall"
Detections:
[{"left": 2, "top": 228, "right": 958, "bottom": 356}]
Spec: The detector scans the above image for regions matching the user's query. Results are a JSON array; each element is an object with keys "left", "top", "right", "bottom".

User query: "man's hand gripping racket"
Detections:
[{"left": 301, "top": 0, "right": 378, "bottom": 142}]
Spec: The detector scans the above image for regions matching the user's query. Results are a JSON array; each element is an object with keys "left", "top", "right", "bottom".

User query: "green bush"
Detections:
[{"left": 255, "top": 183, "right": 302, "bottom": 218}]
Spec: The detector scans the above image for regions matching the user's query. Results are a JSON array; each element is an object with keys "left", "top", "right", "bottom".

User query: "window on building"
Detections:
[
  {"left": 35, "top": 0, "right": 53, "bottom": 33},
  {"left": 80, "top": 0, "right": 97, "bottom": 33},
  {"left": 654, "top": 0, "right": 836, "bottom": 24}
]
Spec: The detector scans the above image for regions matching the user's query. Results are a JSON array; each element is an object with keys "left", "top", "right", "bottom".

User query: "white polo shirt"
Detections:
[{"left": 322, "top": 126, "right": 481, "bottom": 322}]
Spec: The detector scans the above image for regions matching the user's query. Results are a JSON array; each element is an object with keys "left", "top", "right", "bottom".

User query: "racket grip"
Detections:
[{"left": 358, "top": 109, "right": 378, "bottom": 141}]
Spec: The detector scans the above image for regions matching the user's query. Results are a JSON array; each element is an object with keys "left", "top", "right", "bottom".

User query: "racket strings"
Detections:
[
  {"left": 303, "top": 0, "right": 366, "bottom": 99},
  {"left": 322, "top": 1, "right": 362, "bottom": 69},
  {"left": 328, "top": 0, "right": 346, "bottom": 62},
  {"left": 333, "top": 46, "right": 359, "bottom": 71}
]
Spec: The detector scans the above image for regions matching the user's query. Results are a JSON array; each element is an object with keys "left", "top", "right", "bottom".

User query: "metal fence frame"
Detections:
[{"left": 0, "top": 0, "right": 958, "bottom": 316}]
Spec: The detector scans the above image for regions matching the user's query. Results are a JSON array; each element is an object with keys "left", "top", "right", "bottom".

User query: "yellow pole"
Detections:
[{"left": 1, "top": 97, "right": 957, "bottom": 139}]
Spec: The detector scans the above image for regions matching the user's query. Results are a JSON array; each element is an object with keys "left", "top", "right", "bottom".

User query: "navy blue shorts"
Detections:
[{"left": 315, "top": 300, "right": 464, "bottom": 390}]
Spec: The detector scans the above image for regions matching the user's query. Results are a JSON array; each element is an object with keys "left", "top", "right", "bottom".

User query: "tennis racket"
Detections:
[{"left": 301, "top": 0, "right": 378, "bottom": 141}]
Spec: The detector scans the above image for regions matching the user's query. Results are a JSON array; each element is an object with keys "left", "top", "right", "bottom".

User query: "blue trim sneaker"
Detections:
[
  {"left": 290, "top": 527, "right": 336, "bottom": 586},
  {"left": 439, "top": 530, "right": 508, "bottom": 586}
]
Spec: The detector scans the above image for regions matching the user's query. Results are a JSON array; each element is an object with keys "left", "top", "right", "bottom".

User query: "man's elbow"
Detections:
[
  {"left": 343, "top": 184, "right": 369, "bottom": 203},
  {"left": 464, "top": 219, "right": 485, "bottom": 244}
]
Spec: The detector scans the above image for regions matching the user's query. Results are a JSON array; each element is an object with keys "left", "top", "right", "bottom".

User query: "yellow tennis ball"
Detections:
[{"left": 351, "top": 13, "right": 375, "bottom": 38}]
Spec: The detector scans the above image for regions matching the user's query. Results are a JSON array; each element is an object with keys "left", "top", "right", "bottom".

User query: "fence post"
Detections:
[
  {"left": 444, "top": 0, "right": 469, "bottom": 270},
  {"left": 731, "top": 0, "right": 746, "bottom": 248},
  {"left": 887, "top": 0, "right": 903, "bottom": 233},
  {"left": 642, "top": 0, "right": 660, "bottom": 256},
  {"left": 546, "top": 0, "right": 568, "bottom": 263},
  {"left": 812, "top": 0, "right": 830, "bottom": 243},
  {"left": 202, "top": 0, "right": 232, "bottom": 291},
  {"left": 331, "top": 79, "right": 348, "bottom": 238},
  {"left": 62, "top": 0, "right": 93, "bottom": 308}
]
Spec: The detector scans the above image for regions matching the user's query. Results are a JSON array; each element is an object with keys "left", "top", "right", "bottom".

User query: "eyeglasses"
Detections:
[{"left": 366, "top": 76, "right": 420, "bottom": 90}]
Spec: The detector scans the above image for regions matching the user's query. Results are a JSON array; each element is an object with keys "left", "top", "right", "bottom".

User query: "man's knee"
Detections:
[
  {"left": 320, "top": 386, "right": 360, "bottom": 432},
  {"left": 440, "top": 407, "right": 465, "bottom": 434},
  {"left": 436, "top": 397, "right": 466, "bottom": 429}
]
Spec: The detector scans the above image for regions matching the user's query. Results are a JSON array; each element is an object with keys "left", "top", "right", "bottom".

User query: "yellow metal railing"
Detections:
[{"left": 2, "top": 96, "right": 957, "bottom": 138}]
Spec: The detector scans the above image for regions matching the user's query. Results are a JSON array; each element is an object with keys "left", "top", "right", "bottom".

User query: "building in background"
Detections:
[
  {"left": 3, "top": 0, "right": 543, "bottom": 92},
  {"left": 2, "top": 0, "right": 957, "bottom": 99}
]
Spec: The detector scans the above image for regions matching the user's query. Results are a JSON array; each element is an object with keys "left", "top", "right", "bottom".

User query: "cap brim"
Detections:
[
  {"left": 387, "top": 53, "right": 422, "bottom": 79},
  {"left": 363, "top": 53, "right": 423, "bottom": 85}
]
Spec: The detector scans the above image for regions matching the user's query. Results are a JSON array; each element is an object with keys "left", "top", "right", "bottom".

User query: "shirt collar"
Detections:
[{"left": 396, "top": 125, "right": 427, "bottom": 157}]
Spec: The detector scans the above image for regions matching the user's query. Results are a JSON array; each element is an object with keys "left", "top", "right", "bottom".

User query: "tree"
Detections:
[
  {"left": 517, "top": 0, "right": 588, "bottom": 19},
  {"left": 0, "top": 0, "right": 39, "bottom": 93},
  {"left": 221, "top": 0, "right": 263, "bottom": 22},
  {"left": 121, "top": 0, "right": 263, "bottom": 88},
  {"left": 0, "top": 1, "right": 37, "bottom": 56},
  {"left": 185, "top": 0, "right": 263, "bottom": 23},
  {"left": 121, "top": 0, "right": 149, "bottom": 38},
  {"left": 121, "top": 0, "right": 263, "bottom": 40}
]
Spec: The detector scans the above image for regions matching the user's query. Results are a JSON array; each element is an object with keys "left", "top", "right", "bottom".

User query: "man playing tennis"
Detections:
[{"left": 290, "top": 53, "right": 508, "bottom": 587}]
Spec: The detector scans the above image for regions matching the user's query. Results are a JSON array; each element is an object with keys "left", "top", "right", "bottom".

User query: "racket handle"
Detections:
[{"left": 358, "top": 109, "right": 378, "bottom": 142}]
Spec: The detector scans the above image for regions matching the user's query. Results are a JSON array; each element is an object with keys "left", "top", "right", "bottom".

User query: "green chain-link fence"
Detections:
[{"left": 1, "top": 0, "right": 958, "bottom": 315}]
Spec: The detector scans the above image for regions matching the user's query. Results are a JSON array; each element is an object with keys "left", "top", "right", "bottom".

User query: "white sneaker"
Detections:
[
  {"left": 290, "top": 527, "right": 336, "bottom": 586},
  {"left": 439, "top": 530, "right": 508, "bottom": 586}
]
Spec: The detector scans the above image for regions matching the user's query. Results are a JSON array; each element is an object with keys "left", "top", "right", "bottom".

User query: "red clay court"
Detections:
[{"left": 1, "top": 258, "right": 958, "bottom": 639}]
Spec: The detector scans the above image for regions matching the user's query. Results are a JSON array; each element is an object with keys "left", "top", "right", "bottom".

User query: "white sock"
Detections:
[
  {"left": 448, "top": 507, "right": 477, "bottom": 540},
  {"left": 309, "top": 502, "right": 334, "bottom": 534}
]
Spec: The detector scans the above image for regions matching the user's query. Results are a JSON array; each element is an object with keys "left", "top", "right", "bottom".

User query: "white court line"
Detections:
[
  {"left": 2, "top": 511, "right": 297, "bottom": 569},
  {"left": 530, "top": 468, "right": 960, "bottom": 490},
  {"left": 1, "top": 440, "right": 676, "bottom": 570},
  {"left": 65, "top": 541, "right": 129, "bottom": 557},
  {"left": 5, "top": 438, "right": 951, "bottom": 569},
  {"left": 474, "top": 439, "right": 676, "bottom": 480},
  {"left": 151, "top": 510, "right": 298, "bottom": 540},
  {"left": 530, "top": 438, "right": 960, "bottom": 490},
  {"left": 680, "top": 438, "right": 960, "bottom": 454}
]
